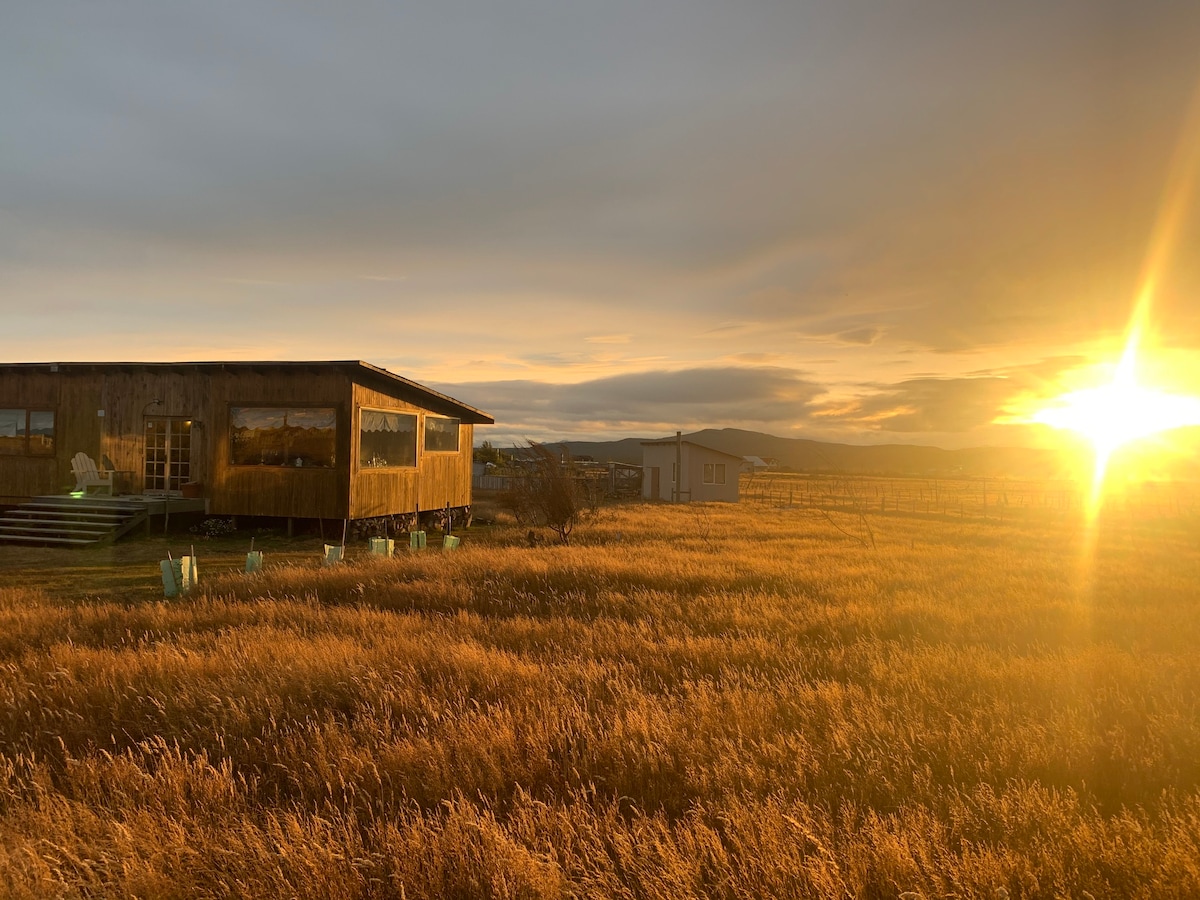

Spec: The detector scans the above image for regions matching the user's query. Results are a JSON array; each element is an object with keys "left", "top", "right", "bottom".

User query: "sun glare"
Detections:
[
  {"left": 1023, "top": 80, "right": 1200, "bottom": 512},
  {"left": 1030, "top": 335, "right": 1200, "bottom": 505},
  {"left": 1032, "top": 371, "right": 1200, "bottom": 478},
  {"left": 1032, "top": 381, "right": 1200, "bottom": 449}
]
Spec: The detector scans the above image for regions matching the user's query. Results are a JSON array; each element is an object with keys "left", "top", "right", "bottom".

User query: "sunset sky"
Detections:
[{"left": 4, "top": 2, "right": 1200, "bottom": 447}]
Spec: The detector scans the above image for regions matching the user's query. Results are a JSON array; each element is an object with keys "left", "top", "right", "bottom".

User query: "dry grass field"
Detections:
[{"left": 1, "top": 499, "right": 1199, "bottom": 898}]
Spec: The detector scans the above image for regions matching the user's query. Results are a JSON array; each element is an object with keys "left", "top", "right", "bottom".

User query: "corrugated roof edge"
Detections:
[
  {"left": 639, "top": 439, "right": 745, "bottom": 461},
  {"left": 0, "top": 360, "right": 494, "bottom": 425}
]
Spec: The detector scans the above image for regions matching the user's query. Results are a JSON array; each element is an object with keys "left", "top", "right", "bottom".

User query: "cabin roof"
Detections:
[{"left": 0, "top": 360, "right": 494, "bottom": 424}]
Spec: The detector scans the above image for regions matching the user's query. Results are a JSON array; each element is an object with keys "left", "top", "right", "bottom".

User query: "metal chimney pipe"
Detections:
[{"left": 674, "top": 430, "right": 682, "bottom": 504}]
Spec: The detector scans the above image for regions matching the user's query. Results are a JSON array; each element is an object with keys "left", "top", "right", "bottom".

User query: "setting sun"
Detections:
[
  {"left": 1032, "top": 375, "right": 1200, "bottom": 458},
  {"left": 1029, "top": 337, "right": 1200, "bottom": 502}
]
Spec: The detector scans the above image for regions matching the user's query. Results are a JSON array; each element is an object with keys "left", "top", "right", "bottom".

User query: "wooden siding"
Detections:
[
  {"left": 349, "top": 384, "right": 475, "bottom": 518},
  {"left": 209, "top": 370, "right": 352, "bottom": 519},
  {"left": 0, "top": 457, "right": 59, "bottom": 503},
  {"left": 76, "top": 367, "right": 352, "bottom": 518},
  {"left": 0, "top": 368, "right": 98, "bottom": 499},
  {"left": 95, "top": 369, "right": 207, "bottom": 492}
]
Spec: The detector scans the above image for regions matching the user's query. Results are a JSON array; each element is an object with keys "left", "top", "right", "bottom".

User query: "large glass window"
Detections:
[
  {"left": 230, "top": 407, "right": 336, "bottom": 467},
  {"left": 360, "top": 409, "right": 417, "bottom": 468},
  {"left": 424, "top": 416, "right": 460, "bottom": 453},
  {"left": 0, "top": 409, "right": 55, "bottom": 457}
]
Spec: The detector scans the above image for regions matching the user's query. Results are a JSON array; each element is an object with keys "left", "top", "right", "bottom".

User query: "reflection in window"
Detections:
[
  {"left": 360, "top": 409, "right": 417, "bottom": 468},
  {"left": 0, "top": 409, "right": 55, "bottom": 456},
  {"left": 424, "top": 416, "right": 460, "bottom": 452},
  {"left": 230, "top": 407, "right": 336, "bottom": 467}
]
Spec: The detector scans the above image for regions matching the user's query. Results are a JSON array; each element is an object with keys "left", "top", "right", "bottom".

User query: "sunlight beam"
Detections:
[{"left": 1009, "top": 79, "right": 1200, "bottom": 516}]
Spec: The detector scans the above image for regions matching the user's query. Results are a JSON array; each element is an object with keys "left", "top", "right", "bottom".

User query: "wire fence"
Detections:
[{"left": 740, "top": 472, "right": 1200, "bottom": 522}]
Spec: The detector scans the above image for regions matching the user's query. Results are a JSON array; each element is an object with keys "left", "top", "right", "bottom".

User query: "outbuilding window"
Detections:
[
  {"left": 230, "top": 407, "right": 337, "bottom": 467},
  {"left": 360, "top": 409, "right": 417, "bottom": 468},
  {"left": 424, "top": 416, "right": 460, "bottom": 452},
  {"left": 0, "top": 409, "right": 55, "bottom": 457},
  {"left": 703, "top": 463, "right": 726, "bottom": 485}
]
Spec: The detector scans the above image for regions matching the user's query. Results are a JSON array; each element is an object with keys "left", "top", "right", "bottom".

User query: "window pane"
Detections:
[
  {"left": 424, "top": 416, "right": 460, "bottom": 452},
  {"left": 0, "top": 410, "right": 23, "bottom": 455},
  {"left": 360, "top": 409, "right": 417, "bottom": 468},
  {"left": 715, "top": 464, "right": 725, "bottom": 485},
  {"left": 28, "top": 411, "right": 54, "bottom": 456},
  {"left": 230, "top": 407, "right": 337, "bottom": 467},
  {"left": 703, "top": 463, "right": 714, "bottom": 483}
]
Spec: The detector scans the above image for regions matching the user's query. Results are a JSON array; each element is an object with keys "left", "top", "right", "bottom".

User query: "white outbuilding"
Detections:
[{"left": 641, "top": 437, "right": 742, "bottom": 503}]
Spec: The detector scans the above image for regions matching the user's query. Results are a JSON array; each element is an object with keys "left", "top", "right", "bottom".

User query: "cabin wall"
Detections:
[
  {"left": 0, "top": 369, "right": 101, "bottom": 500},
  {"left": 2, "top": 366, "right": 483, "bottom": 519},
  {"left": 418, "top": 421, "right": 474, "bottom": 513},
  {"left": 349, "top": 383, "right": 475, "bottom": 519},
  {"left": 0, "top": 367, "right": 354, "bottom": 518},
  {"left": 206, "top": 370, "right": 352, "bottom": 519},
  {"left": 75, "top": 368, "right": 351, "bottom": 518},
  {"left": 94, "top": 370, "right": 208, "bottom": 492}
]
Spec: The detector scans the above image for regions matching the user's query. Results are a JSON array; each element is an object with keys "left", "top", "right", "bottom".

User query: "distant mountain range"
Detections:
[{"left": 515, "top": 427, "right": 1133, "bottom": 479}]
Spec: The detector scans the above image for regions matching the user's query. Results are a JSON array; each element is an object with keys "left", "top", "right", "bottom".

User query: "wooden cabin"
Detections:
[{"left": 0, "top": 361, "right": 493, "bottom": 523}]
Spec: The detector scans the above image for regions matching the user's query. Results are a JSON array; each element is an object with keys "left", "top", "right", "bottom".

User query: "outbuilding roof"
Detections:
[{"left": 640, "top": 438, "right": 745, "bottom": 462}]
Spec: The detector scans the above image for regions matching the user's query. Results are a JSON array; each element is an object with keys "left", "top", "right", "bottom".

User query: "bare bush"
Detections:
[{"left": 500, "top": 442, "right": 599, "bottom": 545}]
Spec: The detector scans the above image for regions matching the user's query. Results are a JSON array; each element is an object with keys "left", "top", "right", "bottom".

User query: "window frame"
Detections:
[
  {"left": 227, "top": 405, "right": 339, "bottom": 469},
  {"left": 423, "top": 415, "right": 461, "bottom": 453},
  {"left": 703, "top": 462, "right": 726, "bottom": 485},
  {"left": 0, "top": 408, "right": 56, "bottom": 458},
  {"left": 358, "top": 407, "right": 419, "bottom": 470}
]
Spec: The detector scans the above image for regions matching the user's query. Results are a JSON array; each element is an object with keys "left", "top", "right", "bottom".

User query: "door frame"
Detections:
[{"left": 143, "top": 416, "right": 194, "bottom": 495}]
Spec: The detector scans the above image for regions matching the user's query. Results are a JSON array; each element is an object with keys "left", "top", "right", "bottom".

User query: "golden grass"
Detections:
[{"left": 1, "top": 502, "right": 1199, "bottom": 897}]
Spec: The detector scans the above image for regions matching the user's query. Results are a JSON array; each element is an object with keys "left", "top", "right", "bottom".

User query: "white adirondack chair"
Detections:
[{"left": 71, "top": 452, "right": 113, "bottom": 494}]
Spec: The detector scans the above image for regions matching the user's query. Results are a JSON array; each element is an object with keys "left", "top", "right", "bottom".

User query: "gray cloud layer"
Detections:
[
  {"left": 434, "top": 359, "right": 1087, "bottom": 445},
  {"left": 435, "top": 367, "right": 826, "bottom": 433},
  {"left": 4, "top": 2, "right": 1200, "bottom": 443}
]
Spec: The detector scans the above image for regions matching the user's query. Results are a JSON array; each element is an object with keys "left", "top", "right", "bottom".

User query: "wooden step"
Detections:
[
  {"left": 26, "top": 500, "right": 145, "bottom": 513},
  {"left": 0, "top": 496, "right": 150, "bottom": 547},
  {"left": 0, "top": 532, "right": 96, "bottom": 546},
  {"left": 6, "top": 510, "right": 135, "bottom": 523},
  {"left": 0, "top": 520, "right": 111, "bottom": 535}
]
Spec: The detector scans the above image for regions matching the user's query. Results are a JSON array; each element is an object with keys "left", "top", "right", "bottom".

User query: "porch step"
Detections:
[
  {"left": 0, "top": 518, "right": 111, "bottom": 536},
  {"left": 0, "top": 496, "right": 149, "bottom": 547},
  {"left": 0, "top": 533, "right": 97, "bottom": 547}
]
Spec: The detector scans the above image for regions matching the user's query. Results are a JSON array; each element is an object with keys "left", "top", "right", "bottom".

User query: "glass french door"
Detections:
[{"left": 144, "top": 418, "right": 192, "bottom": 493}]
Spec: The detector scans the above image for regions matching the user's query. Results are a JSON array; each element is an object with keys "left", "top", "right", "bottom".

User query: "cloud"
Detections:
[
  {"left": 433, "top": 355, "right": 1112, "bottom": 447},
  {"left": 819, "top": 377, "right": 1017, "bottom": 434},
  {"left": 434, "top": 366, "right": 826, "bottom": 436},
  {"left": 814, "top": 356, "right": 1092, "bottom": 435},
  {"left": 835, "top": 327, "right": 881, "bottom": 346}
]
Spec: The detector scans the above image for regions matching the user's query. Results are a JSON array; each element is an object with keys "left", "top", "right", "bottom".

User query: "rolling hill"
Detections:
[{"left": 527, "top": 428, "right": 1070, "bottom": 478}]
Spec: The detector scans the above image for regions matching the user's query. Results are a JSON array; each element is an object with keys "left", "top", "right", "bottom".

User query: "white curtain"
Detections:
[{"left": 361, "top": 410, "right": 415, "bottom": 433}]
